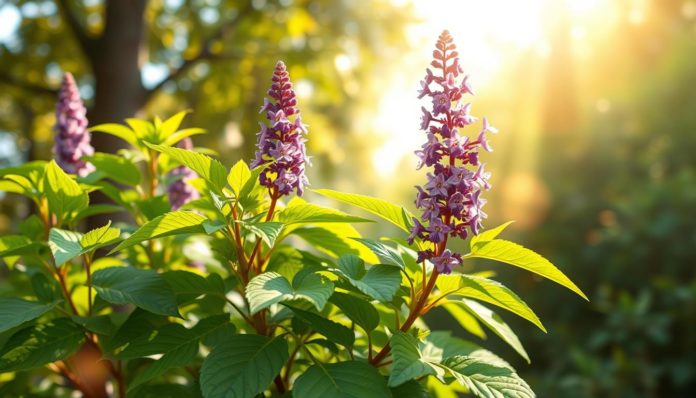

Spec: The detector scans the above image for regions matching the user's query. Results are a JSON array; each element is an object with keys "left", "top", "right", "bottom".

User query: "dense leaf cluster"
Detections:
[{"left": 0, "top": 73, "right": 584, "bottom": 398}]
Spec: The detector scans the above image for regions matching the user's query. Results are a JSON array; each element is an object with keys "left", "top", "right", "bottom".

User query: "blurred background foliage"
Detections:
[{"left": 1, "top": 0, "right": 695, "bottom": 396}]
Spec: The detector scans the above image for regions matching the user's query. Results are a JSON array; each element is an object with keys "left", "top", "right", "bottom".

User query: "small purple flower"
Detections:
[
  {"left": 420, "top": 107, "right": 434, "bottom": 130},
  {"left": 416, "top": 133, "right": 443, "bottom": 169},
  {"left": 407, "top": 217, "right": 425, "bottom": 245},
  {"left": 424, "top": 172, "right": 449, "bottom": 197},
  {"left": 431, "top": 92, "right": 451, "bottom": 116},
  {"left": 251, "top": 61, "right": 309, "bottom": 196},
  {"left": 167, "top": 138, "right": 200, "bottom": 210},
  {"left": 431, "top": 249, "right": 462, "bottom": 274},
  {"left": 447, "top": 191, "right": 466, "bottom": 215},
  {"left": 409, "top": 30, "right": 499, "bottom": 273},
  {"left": 426, "top": 218, "right": 451, "bottom": 243},
  {"left": 54, "top": 72, "right": 95, "bottom": 177}
]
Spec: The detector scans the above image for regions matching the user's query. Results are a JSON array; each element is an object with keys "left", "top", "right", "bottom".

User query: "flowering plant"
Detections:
[{"left": 0, "top": 33, "right": 585, "bottom": 397}]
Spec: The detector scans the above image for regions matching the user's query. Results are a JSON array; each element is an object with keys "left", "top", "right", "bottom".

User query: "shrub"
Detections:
[{"left": 0, "top": 31, "right": 584, "bottom": 397}]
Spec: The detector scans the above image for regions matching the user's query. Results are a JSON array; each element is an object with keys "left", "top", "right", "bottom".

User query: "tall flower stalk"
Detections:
[
  {"left": 251, "top": 60, "right": 309, "bottom": 197},
  {"left": 54, "top": 72, "right": 95, "bottom": 177},
  {"left": 371, "top": 29, "right": 498, "bottom": 366},
  {"left": 409, "top": 29, "right": 496, "bottom": 274},
  {"left": 247, "top": 61, "right": 310, "bottom": 275}
]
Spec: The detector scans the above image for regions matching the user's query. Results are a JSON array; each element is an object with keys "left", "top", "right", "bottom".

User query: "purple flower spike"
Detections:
[
  {"left": 251, "top": 61, "right": 309, "bottom": 196},
  {"left": 167, "top": 138, "right": 201, "bottom": 210},
  {"left": 54, "top": 72, "right": 95, "bottom": 177},
  {"left": 410, "top": 30, "right": 499, "bottom": 274}
]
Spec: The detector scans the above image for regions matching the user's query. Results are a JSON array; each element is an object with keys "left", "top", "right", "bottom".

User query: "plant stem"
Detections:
[
  {"left": 84, "top": 254, "right": 93, "bottom": 316},
  {"left": 248, "top": 187, "right": 279, "bottom": 274},
  {"left": 56, "top": 265, "right": 79, "bottom": 315},
  {"left": 148, "top": 149, "right": 158, "bottom": 197},
  {"left": 370, "top": 269, "right": 440, "bottom": 367}
]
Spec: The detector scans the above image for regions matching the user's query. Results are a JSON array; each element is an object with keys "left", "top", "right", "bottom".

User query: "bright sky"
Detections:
[{"left": 371, "top": 0, "right": 625, "bottom": 176}]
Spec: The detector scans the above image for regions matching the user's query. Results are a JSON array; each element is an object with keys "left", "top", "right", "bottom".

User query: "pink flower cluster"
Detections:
[
  {"left": 54, "top": 72, "right": 95, "bottom": 177},
  {"left": 251, "top": 61, "right": 309, "bottom": 196},
  {"left": 408, "top": 31, "right": 498, "bottom": 274}
]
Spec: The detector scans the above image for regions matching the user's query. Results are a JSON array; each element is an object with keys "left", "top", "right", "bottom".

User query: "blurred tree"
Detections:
[
  {"left": 0, "top": 0, "right": 413, "bottom": 230},
  {"left": 0, "top": 0, "right": 413, "bottom": 162}
]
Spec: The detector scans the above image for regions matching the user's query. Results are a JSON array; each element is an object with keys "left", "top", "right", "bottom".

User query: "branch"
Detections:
[
  {"left": 144, "top": 3, "right": 254, "bottom": 99},
  {"left": 56, "top": 0, "right": 96, "bottom": 56},
  {"left": 0, "top": 71, "right": 58, "bottom": 96}
]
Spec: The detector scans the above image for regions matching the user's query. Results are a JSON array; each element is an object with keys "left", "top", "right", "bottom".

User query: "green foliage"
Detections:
[
  {"left": 293, "top": 361, "right": 392, "bottom": 398},
  {"left": 112, "top": 211, "right": 212, "bottom": 252},
  {"left": 468, "top": 239, "right": 588, "bottom": 300},
  {"left": 0, "top": 298, "right": 57, "bottom": 334},
  {"left": 145, "top": 142, "right": 227, "bottom": 192},
  {"left": 0, "top": 318, "right": 85, "bottom": 372},
  {"left": 49, "top": 222, "right": 121, "bottom": 266},
  {"left": 0, "top": 112, "right": 581, "bottom": 397},
  {"left": 313, "top": 189, "right": 414, "bottom": 232},
  {"left": 92, "top": 267, "right": 180, "bottom": 317},
  {"left": 246, "top": 272, "right": 334, "bottom": 314},
  {"left": 332, "top": 254, "right": 401, "bottom": 302},
  {"left": 43, "top": 161, "right": 89, "bottom": 225},
  {"left": 200, "top": 335, "right": 288, "bottom": 398}
]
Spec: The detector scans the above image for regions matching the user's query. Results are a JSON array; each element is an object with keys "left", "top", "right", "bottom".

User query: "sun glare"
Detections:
[{"left": 372, "top": 0, "right": 613, "bottom": 177}]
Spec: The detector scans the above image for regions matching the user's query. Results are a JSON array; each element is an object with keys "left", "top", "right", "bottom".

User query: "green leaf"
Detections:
[
  {"left": 70, "top": 315, "right": 114, "bottom": 336},
  {"left": 105, "top": 309, "right": 168, "bottom": 353},
  {"left": 313, "top": 188, "right": 414, "bottom": 232},
  {"left": 292, "top": 226, "right": 371, "bottom": 261},
  {"left": 278, "top": 203, "right": 373, "bottom": 225},
  {"left": 285, "top": 304, "right": 355, "bottom": 348},
  {"left": 329, "top": 292, "right": 379, "bottom": 333},
  {"left": 227, "top": 159, "right": 251, "bottom": 197},
  {"left": 470, "top": 221, "right": 515, "bottom": 247},
  {"left": 32, "top": 273, "right": 59, "bottom": 303},
  {"left": 246, "top": 272, "right": 334, "bottom": 314},
  {"left": 126, "top": 118, "right": 156, "bottom": 141},
  {"left": 200, "top": 334, "right": 288, "bottom": 398},
  {"left": 0, "top": 298, "right": 57, "bottom": 333},
  {"left": 436, "top": 274, "right": 545, "bottom": 332},
  {"left": 145, "top": 142, "right": 227, "bottom": 192},
  {"left": 467, "top": 239, "right": 588, "bottom": 300},
  {"left": 80, "top": 221, "right": 121, "bottom": 252},
  {"left": 334, "top": 255, "right": 401, "bottom": 302},
  {"left": 0, "top": 318, "right": 85, "bottom": 372},
  {"left": 390, "top": 380, "right": 429, "bottom": 398},
  {"left": 161, "top": 270, "right": 224, "bottom": 304},
  {"left": 242, "top": 221, "right": 284, "bottom": 247},
  {"left": 158, "top": 110, "right": 190, "bottom": 141},
  {"left": 352, "top": 238, "right": 406, "bottom": 269},
  {"left": 388, "top": 332, "right": 445, "bottom": 387},
  {"left": 293, "top": 361, "right": 392, "bottom": 398},
  {"left": 165, "top": 127, "right": 206, "bottom": 147},
  {"left": 128, "top": 315, "right": 234, "bottom": 390},
  {"left": 49, "top": 223, "right": 121, "bottom": 266},
  {"left": 92, "top": 267, "right": 180, "bottom": 317},
  {"left": 43, "top": 160, "right": 89, "bottom": 223},
  {"left": 0, "top": 235, "right": 43, "bottom": 258},
  {"left": 442, "top": 303, "right": 487, "bottom": 340},
  {"left": 89, "top": 123, "right": 139, "bottom": 147},
  {"left": 111, "top": 211, "right": 208, "bottom": 253},
  {"left": 48, "top": 229, "right": 83, "bottom": 267},
  {"left": 442, "top": 355, "right": 535, "bottom": 398},
  {"left": 461, "top": 299, "right": 530, "bottom": 363},
  {"left": 83, "top": 153, "right": 141, "bottom": 185}
]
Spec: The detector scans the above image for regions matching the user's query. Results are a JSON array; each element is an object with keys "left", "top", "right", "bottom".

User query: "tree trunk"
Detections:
[
  {"left": 88, "top": 0, "right": 147, "bottom": 130},
  {"left": 85, "top": 0, "right": 147, "bottom": 230}
]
